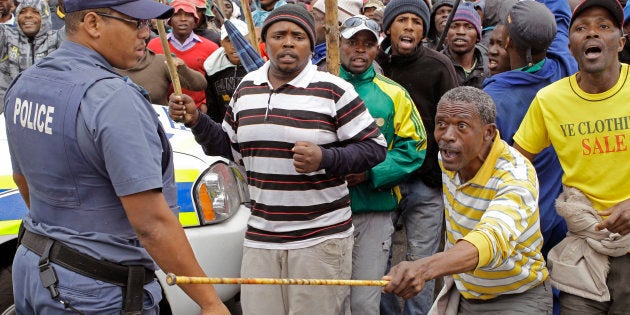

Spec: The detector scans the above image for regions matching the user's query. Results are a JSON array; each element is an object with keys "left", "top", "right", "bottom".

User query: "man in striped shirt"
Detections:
[
  {"left": 382, "top": 86, "right": 551, "bottom": 314},
  {"left": 168, "top": 4, "right": 387, "bottom": 314}
]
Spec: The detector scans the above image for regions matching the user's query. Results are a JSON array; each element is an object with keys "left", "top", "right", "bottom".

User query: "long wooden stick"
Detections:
[
  {"left": 324, "top": 0, "right": 340, "bottom": 75},
  {"left": 166, "top": 273, "right": 390, "bottom": 286},
  {"left": 239, "top": 0, "right": 260, "bottom": 54},
  {"left": 156, "top": 19, "right": 182, "bottom": 96}
]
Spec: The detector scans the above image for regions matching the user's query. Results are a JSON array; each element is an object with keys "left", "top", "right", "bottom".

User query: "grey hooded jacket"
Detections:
[{"left": 0, "top": 0, "right": 64, "bottom": 108}]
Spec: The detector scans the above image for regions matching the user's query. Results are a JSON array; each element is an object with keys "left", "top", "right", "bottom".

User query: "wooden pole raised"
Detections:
[
  {"left": 239, "top": 0, "right": 261, "bottom": 54},
  {"left": 324, "top": 0, "right": 340, "bottom": 75},
  {"left": 156, "top": 20, "right": 182, "bottom": 96}
]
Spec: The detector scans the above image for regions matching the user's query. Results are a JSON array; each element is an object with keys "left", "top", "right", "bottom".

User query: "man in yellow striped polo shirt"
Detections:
[{"left": 382, "top": 86, "right": 551, "bottom": 314}]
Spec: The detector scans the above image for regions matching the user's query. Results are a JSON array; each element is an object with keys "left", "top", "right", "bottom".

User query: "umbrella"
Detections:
[{"left": 224, "top": 19, "right": 266, "bottom": 72}]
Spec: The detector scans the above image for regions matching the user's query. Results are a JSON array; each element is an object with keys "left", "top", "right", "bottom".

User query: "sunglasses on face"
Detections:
[{"left": 95, "top": 12, "right": 151, "bottom": 30}]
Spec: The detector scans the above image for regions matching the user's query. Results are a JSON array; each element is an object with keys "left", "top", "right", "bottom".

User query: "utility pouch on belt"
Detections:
[
  {"left": 20, "top": 229, "right": 155, "bottom": 314},
  {"left": 122, "top": 266, "right": 146, "bottom": 315}
]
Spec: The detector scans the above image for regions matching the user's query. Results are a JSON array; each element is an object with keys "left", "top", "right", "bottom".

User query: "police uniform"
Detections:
[{"left": 4, "top": 39, "right": 177, "bottom": 314}]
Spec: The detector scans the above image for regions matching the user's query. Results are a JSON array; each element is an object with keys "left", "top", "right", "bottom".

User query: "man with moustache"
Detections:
[
  {"left": 442, "top": 2, "right": 489, "bottom": 88},
  {"left": 338, "top": 15, "right": 427, "bottom": 315},
  {"left": 375, "top": 0, "right": 458, "bottom": 313},
  {"left": 4, "top": 0, "right": 228, "bottom": 313},
  {"left": 383, "top": 86, "right": 551, "bottom": 314},
  {"left": 514, "top": 0, "right": 630, "bottom": 313},
  {"left": 168, "top": 4, "right": 387, "bottom": 314},
  {"left": 147, "top": 0, "right": 218, "bottom": 113}
]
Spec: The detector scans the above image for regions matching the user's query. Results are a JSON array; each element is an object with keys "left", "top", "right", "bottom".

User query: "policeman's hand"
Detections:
[
  {"left": 596, "top": 198, "right": 630, "bottom": 235},
  {"left": 382, "top": 260, "right": 427, "bottom": 300},
  {"left": 168, "top": 93, "right": 198, "bottom": 126},
  {"left": 346, "top": 172, "right": 368, "bottom": 187},
  {"left": 292, "top": 141, "right": 323, "bottom": 173}
]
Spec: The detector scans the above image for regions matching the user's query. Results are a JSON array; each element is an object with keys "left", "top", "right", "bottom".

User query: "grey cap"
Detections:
[
  {"left": 483, "top": 0, "right": 517, "bottom": 26},
  {"left": 505, "top": 0, "right": 556, "bottom": 64}
]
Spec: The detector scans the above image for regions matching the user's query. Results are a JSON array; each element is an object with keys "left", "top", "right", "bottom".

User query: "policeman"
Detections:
[{"left": 3, "top": 0, "right": 229, "bottom": 314}]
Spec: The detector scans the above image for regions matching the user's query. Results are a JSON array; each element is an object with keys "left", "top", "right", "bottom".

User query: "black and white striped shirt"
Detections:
[{"left": 224, "top": 62, "right": 386, "bottom": 249}]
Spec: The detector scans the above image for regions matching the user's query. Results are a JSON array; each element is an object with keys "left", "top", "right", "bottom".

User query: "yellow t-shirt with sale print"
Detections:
[{"left": 514, "top": 63, "right": 630, "bottom": 211}]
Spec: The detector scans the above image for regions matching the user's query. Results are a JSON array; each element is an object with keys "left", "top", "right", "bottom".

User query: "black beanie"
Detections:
[
  {"left": 432, "top": 0, "right": 455, "bottom": 14},
  {"left": 261, "top": 4, "right": 316, "bottom": 51},
  {"left": 428, "top": 0, "right": 455, "bottom": 39},
  {"left": 382, "top": 0, "right": 430, "bottom": 38}
]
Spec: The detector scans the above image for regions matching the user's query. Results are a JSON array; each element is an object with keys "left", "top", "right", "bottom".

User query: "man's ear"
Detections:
[
  {"left": 503, "top": 36, "right": 511, "bottom": 51},
  {"left": 484, "top": 123, "right": 497, "bottom": 142},
  {"left": 617, "top": 33, "right": 626, "bottom": 53},
  {"left": 82, "top": 11, "right": 103, "bottom": 38}
]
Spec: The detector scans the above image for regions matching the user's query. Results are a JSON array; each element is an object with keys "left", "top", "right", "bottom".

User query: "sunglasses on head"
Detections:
[{"left": 342, "top": 16, "right": 380, "bottom": 33}]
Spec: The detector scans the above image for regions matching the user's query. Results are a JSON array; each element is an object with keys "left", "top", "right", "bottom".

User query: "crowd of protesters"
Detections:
[{"left": 3, "top": 0, "right": 630, "bottom": 314}]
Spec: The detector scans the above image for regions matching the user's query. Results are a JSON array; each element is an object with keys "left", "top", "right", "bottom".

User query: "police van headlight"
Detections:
[{"left": 192, "top": 161, "right": 249, "bottom": 225}]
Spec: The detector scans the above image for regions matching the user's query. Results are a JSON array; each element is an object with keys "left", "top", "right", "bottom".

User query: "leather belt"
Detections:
[{"left": 20, "top": 228, "right": 155, "bottom": 287}]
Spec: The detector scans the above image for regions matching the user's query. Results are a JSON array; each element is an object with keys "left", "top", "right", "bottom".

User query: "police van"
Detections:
[{"left": 0, "top": 105, "right": 250, "bottom": 314}]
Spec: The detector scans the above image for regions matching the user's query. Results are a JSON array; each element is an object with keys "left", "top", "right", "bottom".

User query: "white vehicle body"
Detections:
[{"left": 0, "top": 105, "right": 249, "bottom": 314}]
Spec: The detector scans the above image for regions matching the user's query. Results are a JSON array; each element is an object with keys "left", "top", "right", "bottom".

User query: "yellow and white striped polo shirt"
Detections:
[{"left": 441, "top": 134, "right": 548, "bottom": 300}]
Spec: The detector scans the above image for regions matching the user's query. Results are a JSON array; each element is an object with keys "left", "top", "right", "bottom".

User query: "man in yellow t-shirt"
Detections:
[{"left": 514, "top": 0, "right": 630, "bottom": 313}]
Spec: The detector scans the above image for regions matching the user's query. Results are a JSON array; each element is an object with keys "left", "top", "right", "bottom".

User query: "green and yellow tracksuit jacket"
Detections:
[{"left": 340, "top": 65, "right": 427, "bottom": 213}]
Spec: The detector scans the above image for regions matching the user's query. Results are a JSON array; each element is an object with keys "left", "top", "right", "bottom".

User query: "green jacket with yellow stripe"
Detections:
[{"left": 340, "top": 64, "right": 427, "bottom": 213}]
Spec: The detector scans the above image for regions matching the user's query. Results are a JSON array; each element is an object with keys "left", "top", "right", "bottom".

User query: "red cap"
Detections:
[
  {"left": 169, "top": 0, "right": 200, "bottom": 25},
  {"left": 188, "top": 0, "right": 207, "bottom": 8}
]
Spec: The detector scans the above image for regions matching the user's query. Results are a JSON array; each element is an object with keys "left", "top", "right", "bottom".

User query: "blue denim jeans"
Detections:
[
  {"left": 13, "top": 245, "right": 161, "bottom": 314},
  {"left": 380, "top": 177, "right": 444, "bottom": 315}
]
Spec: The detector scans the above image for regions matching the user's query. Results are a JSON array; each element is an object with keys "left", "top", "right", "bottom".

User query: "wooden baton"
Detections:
[
  {"left": 155, "top": 19, "right": 183, "bottom": 96},
  {"left": 166, "top": 273, "right": 390, "bottom": 286}
]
